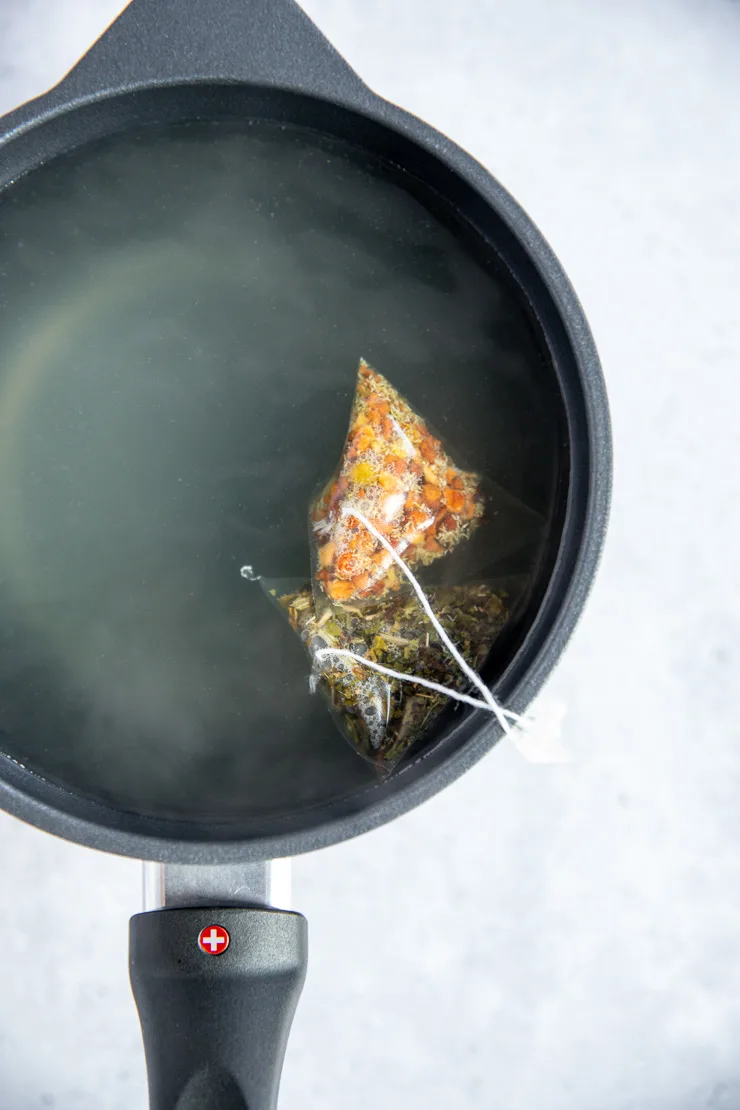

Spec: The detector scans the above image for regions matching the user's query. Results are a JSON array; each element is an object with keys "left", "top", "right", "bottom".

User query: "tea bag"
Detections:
[
  {"left": 311, "top": 360, "right": 484, "bottom": 606},
  {"left": 257, "top": 358, "right": 530, "bottom": 771},
  {"left": 277, "top": 580, "right": 511, "bottom": 768}
]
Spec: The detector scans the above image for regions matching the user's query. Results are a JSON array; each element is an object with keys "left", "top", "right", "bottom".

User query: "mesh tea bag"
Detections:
[
  {"left": 256, "top": 358, "right": 533, "bottom": 771},
  {"left": 277, "top": 580, "right": 511, "bottom": 768},
  {"left": 311, "top": 360, "right": 484, "bottom": 605}
]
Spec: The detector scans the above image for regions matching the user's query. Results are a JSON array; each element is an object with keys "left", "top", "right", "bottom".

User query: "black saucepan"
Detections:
[{"left": 0, "top": 0, "right": 611, "bottom": 1106}]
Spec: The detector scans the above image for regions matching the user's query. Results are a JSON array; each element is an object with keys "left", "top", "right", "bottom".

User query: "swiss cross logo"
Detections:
[{"left": 198, "top": 924, "right": 230, "bottom": 956}]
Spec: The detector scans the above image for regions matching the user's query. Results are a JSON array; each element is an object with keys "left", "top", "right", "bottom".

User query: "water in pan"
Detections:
[{"left": 0, "top": 119, "right": 564, "bottom": 822}]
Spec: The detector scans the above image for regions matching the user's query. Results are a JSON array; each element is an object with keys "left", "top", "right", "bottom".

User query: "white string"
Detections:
[
  {"left": 329, "top": 504, "right": 522, "bottom": 734},
  {"left": 313, "top": 646, "right": 513, "bottom": 714}
]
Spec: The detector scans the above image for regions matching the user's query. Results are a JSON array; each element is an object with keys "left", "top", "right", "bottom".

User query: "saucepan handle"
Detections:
[
  {"left": 58, "top": 0, "right": 368, "bottom": 104},
  {"left": 130, "top": 907, "right": 307, "bottom": 1110},
  {"left": 0, "top": 0, "right": 373, "bottom": 174}
]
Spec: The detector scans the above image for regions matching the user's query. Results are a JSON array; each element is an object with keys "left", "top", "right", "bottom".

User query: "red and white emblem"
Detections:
[{"left": 198, "top": 924, "right": 230, "bottom": 955}]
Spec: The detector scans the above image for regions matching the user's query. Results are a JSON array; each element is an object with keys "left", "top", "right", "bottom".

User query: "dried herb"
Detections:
[
  {"left": 279, "top": 582, "right": 508, "bottom": 768},
  {"left": 311, "top": 360, "right": 483, "bottom": 604},
  {"left": 255, "top": 358, "right": 521, "bottom": 769}
]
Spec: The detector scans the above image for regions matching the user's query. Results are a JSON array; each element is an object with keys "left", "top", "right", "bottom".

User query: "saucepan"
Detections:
[{"left": 0, "top": 0, "right": 611, "bottom": 1106}]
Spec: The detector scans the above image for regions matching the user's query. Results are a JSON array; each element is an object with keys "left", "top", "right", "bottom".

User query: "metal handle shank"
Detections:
[{"left": 130, "top": 906, "right": 307, "bottom": 1110}]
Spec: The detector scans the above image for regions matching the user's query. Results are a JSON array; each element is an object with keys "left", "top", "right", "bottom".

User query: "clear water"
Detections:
[{"left": 0, "top": 120, "right": 563, "bottom": 822}]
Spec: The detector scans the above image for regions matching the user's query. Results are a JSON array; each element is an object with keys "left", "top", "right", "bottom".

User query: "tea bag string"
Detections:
[
  {"left": 313, "top": 647, "right": 501, "bottom": 713},
  {"left": 314, "top": 504, "right": 522, "bottom": 735}
]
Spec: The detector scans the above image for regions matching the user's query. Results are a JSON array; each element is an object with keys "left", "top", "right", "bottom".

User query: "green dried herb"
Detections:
[{"left": 278, "top": 582, "right": 508, "bottom": 769}]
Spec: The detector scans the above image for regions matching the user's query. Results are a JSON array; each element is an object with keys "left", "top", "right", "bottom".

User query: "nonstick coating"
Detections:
[{"left": 0, "top": 85, "right": 607, "bottom": 860}]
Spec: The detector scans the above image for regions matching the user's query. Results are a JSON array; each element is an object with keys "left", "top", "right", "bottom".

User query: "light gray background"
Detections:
[{"left": 1, "top": 0, "right": 739, "bottom": 1107}]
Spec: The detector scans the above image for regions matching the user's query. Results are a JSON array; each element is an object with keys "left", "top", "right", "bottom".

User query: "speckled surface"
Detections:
[{"left": 1, "top": 0, "right": 739, "bottom": 1107}]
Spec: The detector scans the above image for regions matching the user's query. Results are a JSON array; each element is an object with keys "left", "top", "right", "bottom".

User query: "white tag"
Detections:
[{"left": 509, "top": 697, "right": 573, "bottom": 764}]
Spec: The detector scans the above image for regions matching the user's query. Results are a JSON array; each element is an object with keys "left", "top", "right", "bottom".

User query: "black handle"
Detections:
[
  {"left": 0, "top": 0, "right": 375, "bottom": 155},
  {"left": 58, "top": 0, "right": 368, "bottom": 104},
  {"left": 130, "top": 907, "right": 307, "bottom": 1110}
]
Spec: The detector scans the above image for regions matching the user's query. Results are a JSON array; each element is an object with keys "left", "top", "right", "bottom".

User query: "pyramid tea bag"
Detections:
[
  {"left": 277, "top": 580, "right": 510, "bottom": 768},
  {"left": 311, "top": 361, "right": 484, "bottom": 605},
  {"left": 256, "top": 358, "right": 531, "bottom": 771}
]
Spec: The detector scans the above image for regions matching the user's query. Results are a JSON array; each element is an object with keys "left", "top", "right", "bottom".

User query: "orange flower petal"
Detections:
[
  {"left": 336, "top": 552, "right": 361, "bottom": 579},
  {"left": 378, "top": 472, "right": 403, "bottom": 492},
  {"left": 326, "top": 579, "right": 355, "bottom": 601},
  {"left": 419, "top": 438, "right": 437, "bottom": 463},
  {"left": 438, "top": 513, "right": 459, "bottom": 533},
  {"left": 409, "top": 508, "right": 433, "bottom": 530},
  {"left": 443, "top": 488, "right": 466, "bottom": 513},
  {"left": 318, "top": 541, "right": 336, "bottom": 568}
]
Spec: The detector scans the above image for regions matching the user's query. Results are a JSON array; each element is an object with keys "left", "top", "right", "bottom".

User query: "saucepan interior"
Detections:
[{"left": 0, "top": 84, "right": 579, "bottom": 857}]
